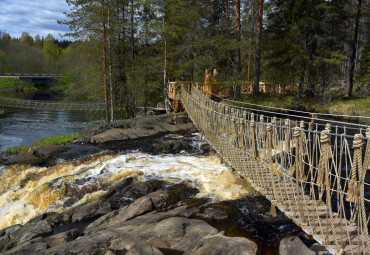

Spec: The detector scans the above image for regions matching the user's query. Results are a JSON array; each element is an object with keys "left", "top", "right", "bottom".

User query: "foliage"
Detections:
[{"left": 0, "top": 77, "right": 32, "bottom": 89}]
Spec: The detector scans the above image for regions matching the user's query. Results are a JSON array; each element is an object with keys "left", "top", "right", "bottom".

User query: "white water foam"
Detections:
[{"left": 0, "top": 152, "right": 252, "bottom": 229}]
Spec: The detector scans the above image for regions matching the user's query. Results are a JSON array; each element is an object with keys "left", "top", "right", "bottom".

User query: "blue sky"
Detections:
[{"left": 0, "top": 0, "right": 71, "bottom": 40}]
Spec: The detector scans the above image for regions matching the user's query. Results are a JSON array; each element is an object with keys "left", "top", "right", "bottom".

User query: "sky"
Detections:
[{"left": 0, "top": 0, "right": 71, "bottom": 40}]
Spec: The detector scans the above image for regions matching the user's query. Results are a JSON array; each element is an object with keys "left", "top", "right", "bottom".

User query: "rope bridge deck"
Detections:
[
  {"left": 180, "top": 83, "right": 370, "bottom": 254},
  {"left": 0, "top": 96, "right": 105, "bottom": 111}
]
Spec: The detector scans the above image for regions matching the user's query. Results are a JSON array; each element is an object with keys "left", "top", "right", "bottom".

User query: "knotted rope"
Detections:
[
  {"left": 272, "top": 117, "right": 277, "bottom": 149},
  {"left": 294, "top": 127, "right": 306, "bottom": 224},
  {"left": 317, "top": 127, "right": 331, "bottom": 187},
  {"left": 363, "top": 128, "right": 370, "bottom": 171},
  {"left": 284, "top": 119, "right": 290, "bottom": 153},
  {"left": 251, "top": 119, "right": 257, "bottom": 160},
  {"left": 239, "top": 119, "right": 246, "bottom": 147},
  {"left": 346, "top": 134, "right": 364, "bottom": 203}
]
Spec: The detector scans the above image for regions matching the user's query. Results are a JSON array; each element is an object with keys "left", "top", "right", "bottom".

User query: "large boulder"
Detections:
[
  {"left": 279, "top": 236, "right": 315, "bottom": 255},
  {"left": 29, "top": 145, "right": 67, "bottom": 158},
  {"left": 184, "top": 235, "right": 258, "bottom": 255}
]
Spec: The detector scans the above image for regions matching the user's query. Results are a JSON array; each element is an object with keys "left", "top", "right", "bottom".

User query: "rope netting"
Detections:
[{"left": 181, "top": 83, "right": 370, "bottom": 254}]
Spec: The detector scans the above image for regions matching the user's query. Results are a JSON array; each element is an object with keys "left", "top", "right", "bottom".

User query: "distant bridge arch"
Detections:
[{"left": 0, "top": 73, "right": 63, "bottom": 85}]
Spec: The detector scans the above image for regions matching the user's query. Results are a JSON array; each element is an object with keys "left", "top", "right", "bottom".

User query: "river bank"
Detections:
[{"left": 0, "top": 112, "right": 326, "bottom": 254}]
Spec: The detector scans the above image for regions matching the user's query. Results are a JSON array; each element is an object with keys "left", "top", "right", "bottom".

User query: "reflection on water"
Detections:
[
  {"left": 0, "top": 152, "right": 252, "bottom": 230},
  {"left": 0, "top": 109, "right": 97, "bottom": 151}
]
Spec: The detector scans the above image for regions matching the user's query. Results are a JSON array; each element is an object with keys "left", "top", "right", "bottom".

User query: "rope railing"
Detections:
[
  {"left": 195, "top": 82, "right": 370, "bottom": 130},
  {"left": 181, "top": 83, "right": 370, "bottom": 255},
  {"left": 0, "top": 96, "right": 105, "bottom": 111}
]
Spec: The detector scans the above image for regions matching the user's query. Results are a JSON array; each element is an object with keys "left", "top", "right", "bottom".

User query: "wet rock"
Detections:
[
  {"left": 4, "top": 153, "right": 42, "bottom": 165},
  {"left": 150, "top": 139, "right": 190, "bottom": 154},
  {"left": 71, "top": 200, "right": 112, "bottom": 223},
  {"left": 100, "top": 179, "right": 164, "bottom": 210},
  {"left": 233, "top": 196, "right": 300, "bottom": 244},
  {"left": 126, "top": 241, "right": 163, "bottom": 255},
  {"left": 85, "top": 185, "right": 196, "bottom": 234},
  {"left": 0, "top": 155, "right": 8, "bottom": 163},
  {"left": 5, "top": 237, "right": 48, "bottom": 255},
  {"left": 85, "top": 189, "right": 182, "bottom": 233},
  {"left": 88, "top": 113, "right": 195, "bottom": 144},
  {"left": 197, "top": 207, "right": 230, "bottom": 221},
  {"left": 184, "top": 235, "right": 257, "bottom": 255},
  {"left": 279, "top": 236, "right": 315, "bottom": 255},
  {"left": 30, "top": 145, "right": 67, "bottom": 158},
  {"left": 18, "top": 220, "right": 52, "bottom": 244}
]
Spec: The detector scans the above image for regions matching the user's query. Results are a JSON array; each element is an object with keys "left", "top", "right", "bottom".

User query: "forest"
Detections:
[{"left": 0, "top": 0, "right": 369, "bottom": 121}]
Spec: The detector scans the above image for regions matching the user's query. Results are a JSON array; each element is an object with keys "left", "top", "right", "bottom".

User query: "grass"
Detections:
[
  {"left": 0, "top": 77, "right": 36, "bottom": 92},
  {"left": 3, "top": 132, "right": 79, "bottom": 155}
]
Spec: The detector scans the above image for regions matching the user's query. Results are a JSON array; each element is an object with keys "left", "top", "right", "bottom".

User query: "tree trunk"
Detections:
[
  {"left": 248, "top": 1, "right": 255, "bottom": 82},
  {"left": 298, "top": 63, "right": 306, "bottom": 103},
  {"left": 130, "top": 0, "right": 135, "bottom": 118},
  {"left": 101, "top": 0, "right": 109, "bottom": 122},
  {"left": 347, "top": 0, "right": 362, "bottom": 98},
  {"left": 108, "top": 6, "right": 114, "bottom": 123},
  {"left": 234, "top": 0, "right": 241, "bottom": 99},
  {"left": 163, "top": 16, "right": 169, "bottom": 112},
  {"left": 253, "top": 0, "right": 264, "bottom": 97}
]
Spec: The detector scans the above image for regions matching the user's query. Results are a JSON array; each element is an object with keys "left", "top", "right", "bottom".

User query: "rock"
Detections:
[
  {"left": 184, "top": 235, "right": 257, "bottom": 255},
  {"left": 30, "top": 145, "right": 67, "bottom": 158},
  {"left": 279, "top": 236, "right": 315, "bottom": 255},
  {"left": 0, "top": 155, "right": 8, "bottom": 163},
  {"left": 2, "top": 224, "right": 22, "bottom": 239},
  {"left": 5, "top": 237, "right": 48, "bottom": 255},
  {"left": 197, "top": 207, "right": 230, "bottom": 221},
  {"left": 85, "top": 189, "right": 183, "bottom": 233},
  {"left": 150, "top": 139, "right": 190, "bottom": 154},
  {"left": 4, "top": 152, "right": 42, "bottom": 165},
  {"left": 71, "top": 200, "right": 112, "bottom": 223},
  {"left": 44, "top": 228, "right": 80, "bottom": 247},
  {"left": 18, "top": 220, "right": 52, "bottom": 244},
  {"left": 126, "top": 241, "right": 163, "bottom": 255},
  {"left": 100, "top": 179, "right": 163, "bottom": 210},
  {"left": 89, "top": 113, "right": 195, "bottom": 144}
]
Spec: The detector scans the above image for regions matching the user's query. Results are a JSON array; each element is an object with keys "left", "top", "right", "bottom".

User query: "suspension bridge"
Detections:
[
  {"left": 0, "top": 96, "right": 105, "bottom": 111},
  {"left": 179, "top": 82, "right": 370, "bottom": 254}
]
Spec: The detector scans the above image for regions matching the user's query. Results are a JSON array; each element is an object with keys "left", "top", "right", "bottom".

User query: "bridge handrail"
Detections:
[
  {"left": 196, "top": 81, "right": 370, "bottom": 122},
  {"left": 181, "top": 82, "right": 370, "bottom": 254},
  {"left": 195, "top": 82, "right": 369, "bottom": 132}
]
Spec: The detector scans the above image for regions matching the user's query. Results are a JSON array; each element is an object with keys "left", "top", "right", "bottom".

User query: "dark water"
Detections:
[{"left": 0, "top": 109, "right": 92, "bottom": 152}]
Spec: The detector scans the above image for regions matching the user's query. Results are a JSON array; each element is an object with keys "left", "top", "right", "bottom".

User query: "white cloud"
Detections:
[{"left": 0, "top": 0, "right": 71, "bottom": 40}]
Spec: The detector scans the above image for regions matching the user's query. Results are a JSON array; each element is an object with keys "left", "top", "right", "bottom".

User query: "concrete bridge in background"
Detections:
[{"left": 0, "top": 73, "right": 63, "bottom": 85}]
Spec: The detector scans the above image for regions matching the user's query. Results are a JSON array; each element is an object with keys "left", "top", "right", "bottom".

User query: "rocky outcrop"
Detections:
[
  {"left": 86, "top": 112, "right": 196, "bottom": 144},
  {"left": 0, "top": 176, "right": 325, "bottom": 255},
  {"left": 279, "top": 236, "right": 315, "bottom": 255},
  {"left": 0, "top": 180, "right": 259, "bottom": 255},
  {"left": 184, "top": 236, "right": 257, "bottom": 255},
  {"left": 4, "top": 145, "right": 67, "bottom": 165}
]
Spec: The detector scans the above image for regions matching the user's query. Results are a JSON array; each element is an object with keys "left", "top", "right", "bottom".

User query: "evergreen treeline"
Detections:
[
  {"left": 0, "top": 31, "right": 70, "bottom": 74},
  {"left": 1, "top": 0, "right": 369, "bottom": 121}
]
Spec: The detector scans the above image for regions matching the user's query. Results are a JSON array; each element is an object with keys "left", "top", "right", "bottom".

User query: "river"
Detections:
[{"left": 0, "top": 108, "right": 94, "bottom": 152}]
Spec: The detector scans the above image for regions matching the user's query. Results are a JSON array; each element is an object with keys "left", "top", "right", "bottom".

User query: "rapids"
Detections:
[{"left": 0, "top": 150, "right": 252, "bottom": 230}]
